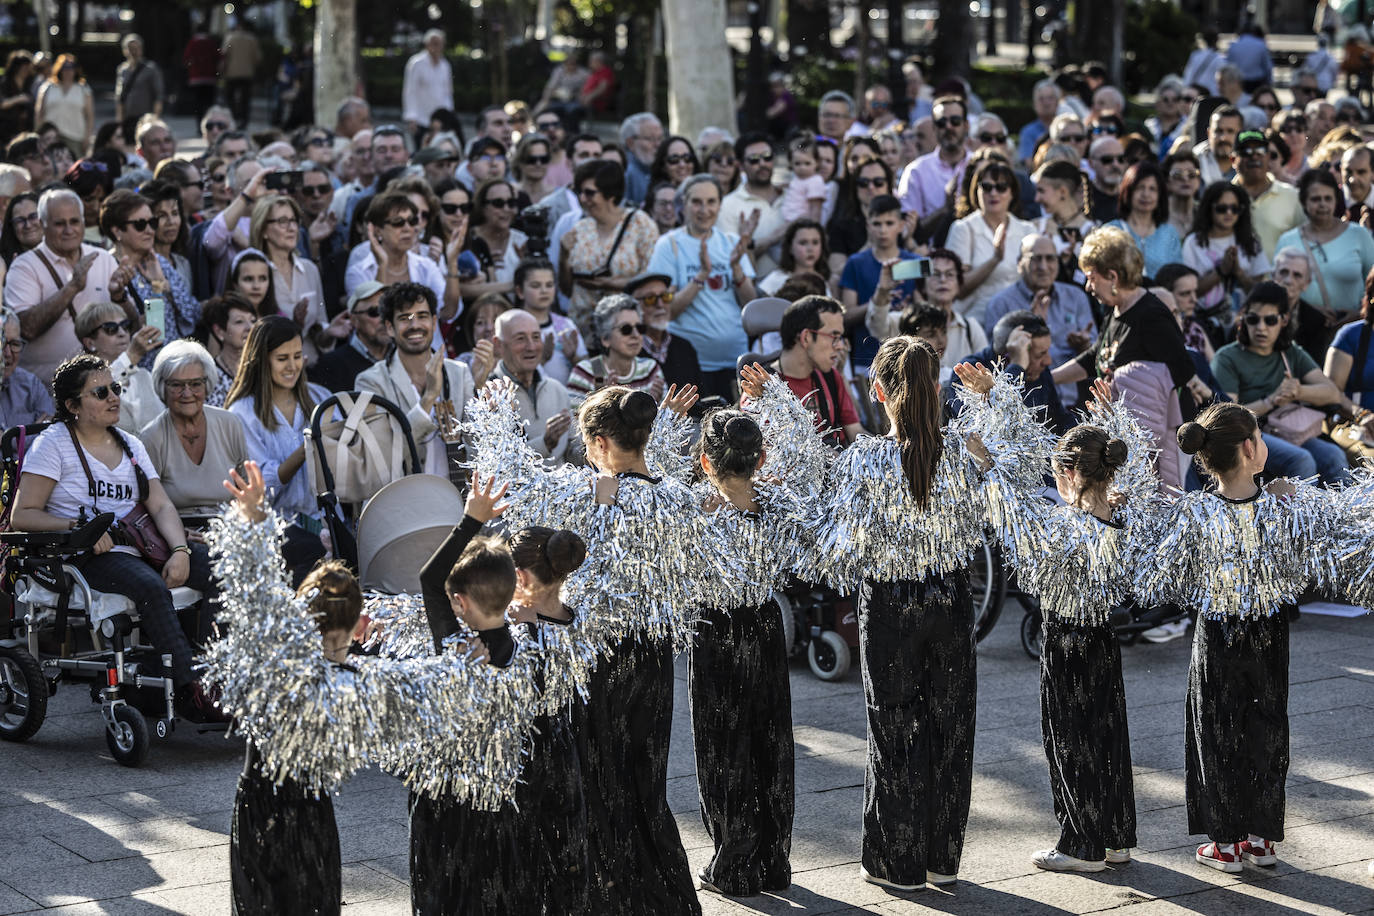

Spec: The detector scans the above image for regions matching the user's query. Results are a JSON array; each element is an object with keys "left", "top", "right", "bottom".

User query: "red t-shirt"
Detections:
[
  {"left": 183, "top": 36, "right": 221, "bottom": 85},
  {"left": 780, "top": 368, "right": 858, "bottom": 448},
  {"left": 581, "top": 66, "right": 615, "bottom": 113}
]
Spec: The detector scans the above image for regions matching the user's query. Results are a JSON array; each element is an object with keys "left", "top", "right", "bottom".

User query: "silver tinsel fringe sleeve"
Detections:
[
  {"left": 743, "top": 375, "right": 836, "bottom": 488},
  {"left": 1320, "top": 466, "right": 1374, "bottom": 610},
  {"left": 644, "top": 407, "right": 696, "bottom": 485},
  {"left": 1133, "top": 482, "right": 1346, "bottom": 620}
]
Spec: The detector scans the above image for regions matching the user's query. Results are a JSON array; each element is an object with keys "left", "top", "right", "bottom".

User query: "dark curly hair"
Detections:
[
  {"left": 51, "top": 353, "right": 110, "bottom": 420},
  {"left": 1190, "top": 181, "right": 1261, "bottom": 258}
]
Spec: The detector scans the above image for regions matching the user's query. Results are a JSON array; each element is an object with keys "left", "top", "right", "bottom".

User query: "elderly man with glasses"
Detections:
[
  {"left": 1233, "top": 129, "right": 1302, "bottom": 260},
  {"left": 0, "top": 308, "right": 54, "bottom": 426},
  {"left": 1087, "top": 136, "right": 1126, "bottom": 222}
]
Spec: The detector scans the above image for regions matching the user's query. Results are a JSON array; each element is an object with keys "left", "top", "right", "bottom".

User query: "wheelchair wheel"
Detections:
[
  {"left": 105, "top": 705, "right": 150, "bottom": 767},
  {"left": 971, "top": 534, "right": 1008, "bottom": 644},
  {"left": 1021, "top": 610, "right": 1044, "bottom": 661},
  {"left": 807, "top": 630, "right": 851, "bottom": 682},
  {"left": 0, "top": 646, "right": 48, "bottom": 742}
]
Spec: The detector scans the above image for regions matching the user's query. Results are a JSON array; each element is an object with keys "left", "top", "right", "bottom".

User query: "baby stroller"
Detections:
[{"left": 0, "top": 423, "right": 217, "bottom": 767}]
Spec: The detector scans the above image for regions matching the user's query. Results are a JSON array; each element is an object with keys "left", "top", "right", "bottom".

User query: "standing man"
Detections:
[
  {"left": 1225, "top": 24, "right": 1273, "bottom": 93},
  {"left": 1086, "top": 137, "right": 1126, "bottom": 223},
  {"left": 1233, "top": 130, "right": 1302, "bottom": 260},
  {"left": 1018, "top": 80, "right": 1062, "bottom": 167},
  {"left": 182, "top": 20, "right": 220, "bottom": 123},
  {"left": 402, "top": 30, "right": 453, "bottom": 146},
  {"left": 619, "top": 112, "right": 664, "bottom": 206},
  {"left": 1194, "top": 105, "right": 1243, "bottom": 186},
  {"left": 897, "top": 95, "right": 970, "bottom": 223},
  {"left": 115, "top": 34, "right": 164, "bottom": 123},
  {"left": 817, "top": 90, "right": 857, "bottom": 143},
  {"left": 717, "top": 133, "right": 787, "bottom": 275},
  {"left": 222, "top": 18, "right": 262, "bottom": 130}
]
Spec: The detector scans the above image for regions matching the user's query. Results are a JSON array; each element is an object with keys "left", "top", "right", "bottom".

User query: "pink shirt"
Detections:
[{"left": 3, "top": 241, "right": 119, "bottom": 384}]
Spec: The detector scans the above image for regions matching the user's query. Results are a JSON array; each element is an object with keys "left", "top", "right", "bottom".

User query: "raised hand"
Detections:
[
  {"left": 224, "top": 460, "right": 268, "bottom": 523},
  {"left": 464, "top": 473, "right": 510, "bottom": 523},
  {"left": 469, "top": 339, "right": 496, "bottom": 389},
  {"left": 739, "top": 362, "right": 770, "bottom": 400},
  {"left": 1086, "top": 377, "right": 1114, "bottom": 415},
  {"left": 953, "top": 360, "right": 996, "bottom": 396},
  {"left": 126, "top": 323, "right": 161, "bottom": 364},
  {"left": 543, "top": 410, "right": 572, "bottom": 450},
  {"left": 661, "top": 382, "right": 699, "bottom": 416},
  {"left": 367, "top": 224, "right": 388, "bottom": 274},
  {"left": 308, "top": 208, "right": 338, "bottom": 243}
]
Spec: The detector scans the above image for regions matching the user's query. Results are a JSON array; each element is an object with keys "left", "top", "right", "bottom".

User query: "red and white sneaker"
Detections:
[
  {"left": 1195, "top": 842, "right": 1243, "bottom": 873},
  {"left": 1240, "top": 839, "right": 1277, "bottom": 866}
]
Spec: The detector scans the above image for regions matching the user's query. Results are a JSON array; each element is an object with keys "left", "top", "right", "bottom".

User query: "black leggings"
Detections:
[{"left": 78, "top": 546, "right": 213, "bottom": 688}]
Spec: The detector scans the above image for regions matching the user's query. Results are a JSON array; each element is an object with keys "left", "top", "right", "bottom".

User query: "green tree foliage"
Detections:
[{"left": 1124, "top": 0, "right": 1199, "bottom": 93}]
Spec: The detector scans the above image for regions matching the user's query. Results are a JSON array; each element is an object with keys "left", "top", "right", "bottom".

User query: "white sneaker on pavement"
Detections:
[
  {"left": 1032, "top": 849, "right": 1107, "bottom": 872},
  {"left": 1142, "top": 619, "right": 1189, "bottom": 643},
  {"left": 1106, "top": 848, "right": 1131, "bottom": 864},
  {"left": 859, "top": 865, "right": 925, "bottom": 891}
]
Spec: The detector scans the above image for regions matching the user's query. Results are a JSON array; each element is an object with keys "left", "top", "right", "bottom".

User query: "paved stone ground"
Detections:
[{"left": 0, "top": 600, "right": 1371, "bottom": 914}]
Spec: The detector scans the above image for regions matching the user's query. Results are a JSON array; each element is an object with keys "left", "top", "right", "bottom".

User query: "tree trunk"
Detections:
[
  {"left": 662, "top": 0, "right": 736, "bottom": 144},
  {"left": 854, "top": 3, "right": 870, "bottom": 104},
  {"left": 314, "top": 0, "right": 358, "bottom": 135},
  {"left": 1071, "top": 0, "right": 1119, "bottom": 79},
  {"left": 786, "top": 0, "right": 831, "bottom": 58},
  {"left": 932, "top": 0, "right": 972, "bottom": 81}
]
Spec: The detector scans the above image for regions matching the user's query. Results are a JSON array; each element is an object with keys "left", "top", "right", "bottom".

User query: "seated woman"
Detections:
[
  {"left": 1324, "top": 268, "right": 1374, "bottom": 456},
  {"left": 74, "top": 300, "right": 160, "bottom": 436},
  {"left": 141, "top": 339, "right": 251, "bottom": 529},
  {"left": 566, "top": 294, "right": 664, "bottom": 409},
  {"left": 100, "top": 188, "right": 201, "bottom": 357},
  {"left": 224, "top": 316, "right": 331, "bottom": 585},
  {"left": 1106, "top": 161, "right": 1182, "bottom": 280},
  {"left": 10, "top": 354, "right": 225, "bottom": 721},
  {"left": 1209, "top": 282, "right": 1349, "bottom": 486},
  {"left": 192, "top": 293, "right": 257, "bottom": 407}
]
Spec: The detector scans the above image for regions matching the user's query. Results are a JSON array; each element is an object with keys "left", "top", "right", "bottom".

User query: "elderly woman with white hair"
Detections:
[
  {"left": 141, "top": 338, "right": 250, "bottom": 525},
  {"left": 74, "top": 300, "right": 160, "bottom": 434},
  {"left": 566, "top": 293, "right": 665, "bottom": 409}
]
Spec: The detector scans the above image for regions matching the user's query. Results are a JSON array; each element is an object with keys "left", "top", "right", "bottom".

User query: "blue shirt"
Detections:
[
  {"left": 1017, "top": 120, "right": 1048, "bottom": 164},
  {"left": 1332, "top": 320, "right": 1374, "bottom": 397},
  {"left": 1225, "top": 34, "right": 1273, "bottom": 83},
  {"left": 1105, "top": 219, "right": 1182, "bottom": 280},
  {"left": 647, "top": 227, "right": 754, "bottom": 373},
  {"left": 625, "top": 158, "right": 652, "bottom": 207},
  {"left": 839, "top": 248, "right": 917, "bottom": 369},
  {"left": 0, "top": 367, "right": 54, "bottom": 428}
]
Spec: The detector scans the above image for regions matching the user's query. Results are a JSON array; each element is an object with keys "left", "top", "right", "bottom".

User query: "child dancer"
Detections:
[
  {"left": 686, "top": 364, "right": 830, "bottom": 896},
  {"left": 979, "top": 379, "right": 1154, "bottom": 872},
  {"left": 808, "top": 337, "right": 1047, "bottom": 892}
]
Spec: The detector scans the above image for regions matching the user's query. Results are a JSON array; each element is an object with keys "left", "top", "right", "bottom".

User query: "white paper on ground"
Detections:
[{"left": 1299, "top": 601, "right": 1370, "bottom": 618}]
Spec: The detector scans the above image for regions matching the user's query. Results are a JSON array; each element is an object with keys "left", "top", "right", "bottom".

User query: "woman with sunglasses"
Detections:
[
  {"left": 567, "top": 294, "right": 664, "bottom": 409},
  {"left": 101, "top": 189, "right": 201, "bottom": 363},
  {"left": 558, "top": 161, "right": 658, "bottom": 342},
  {"left": 74, "top": 300, "right": 160, "bottom": 434},
  {"left": 11, "top": 353, "right": 225, "bottom": 722},
  {"left": 202, "top": 156, "right": 233, "bottom": 221},
  {"left": 1271, "top": 113, "right": 1310, "bottom": 180},
  {"left": 1182, "top": 182, "right": 1270, "bottom": 318},
  {"left": 648, "top": 136, "right": 700, "bottom": 202},
  {"left": 346, "top": 193, "right": 449, "bottom": 324},
  {"left": 1208, "top": 281, "right": 1349, "bottom": 486},
  {"left": 1276, "top": 168, "right": 1374, "bottom": 358},
  {"left": 946, "top": 159, "right": 1036, "bottom": 326},
  {"left": 825, "top": 158, "right": 895, "bottom": 278},
  {"left": 512, "top": 133, "right": 557, "bottom": 211},
  {"left": 139, "top": 178, "right": 192, "bottom": 289},
  {"left": 462, "top": 178, "right": 529, "bottom": 302},
  {"left": 703, "top": 141, "right": 740, "bottom": 194}
]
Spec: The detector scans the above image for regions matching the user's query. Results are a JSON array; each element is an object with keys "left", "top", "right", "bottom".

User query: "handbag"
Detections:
[
  {"left": 572, "top": 213, "right": 633, "bottom": 281},
  {"left": 67, "top": 423, "right": 171, "bottom": 567},
  {"left": 1323, "top": 320, "right": 1374, "bottom": 466},
  {"left": 1265, "top": 352, "right": 1325, "bottom": 446}
]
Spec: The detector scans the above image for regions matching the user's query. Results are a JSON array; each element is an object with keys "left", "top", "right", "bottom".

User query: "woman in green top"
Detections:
[{"left": 1208, "top": 282, "right": 1349, "bottom": 485}]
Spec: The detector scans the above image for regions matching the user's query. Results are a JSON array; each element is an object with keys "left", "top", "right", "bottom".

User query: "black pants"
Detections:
[
  {"left": 409, "top": 790, "right": 521, "bottom": 915},
  {"left": 580, "top": 636, "right": 700, "bottom": 916},
  {"left": 282, "top": 523, "right": 326, "bottom": 589},
  {"left": 514, "top": 703, "right": 588, "bottom": 915},
  {"left": 189, "top": 84, "right": 217, "bottom": 123},
  {"left": 1186, "top": 611, "right": 1290, "bottom": 844},
  {"left": 689, "top": 601, "right": 794, "bottom": 895},
  {"left": 227, "top": 78, "right": 254, "bottom": 128},
  {"left": 1040, "top": 616, "right": 1136, "bottom": 861},
  {"left": 860, "top": 569, "right": 976, "bottom": 885},
  {"left": 79, "top": 545, "right": 213, "bottom": 688},
  {"left": 232, "top": 746, "right": 340, "bottom": 916},
  {"left": 698, "top": 367, "right": 739, "bottom": 405}
]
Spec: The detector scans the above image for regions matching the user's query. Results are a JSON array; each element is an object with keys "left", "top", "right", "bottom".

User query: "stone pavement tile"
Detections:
[
  {"left": 1288, "top": 676, "right": 1374, "bottom": 714},
  {"left": 2, "top": 844, "right": 227, "bottom": 907},
  {"left": 1289, "top": 706, "right": 1374, "bottom": 750},
  {"left": 134, "top": 880, "right": 232, "bottom": 915},
  {"left": 0, "top": 882, "right": 37, "bottom": 916},
  {"left": 794, "top": 748, "right": 866, "bottom": 795},
  {"left": 6, "top": 901, "right": 160, "bottom": 916},
  {"left": 1287, "top": 736, "right": 1374, "bottom": 783},
  {"left": 969, "top": 721, "right": 1045, "bottom": 766},
  {"left": 0, "top": 795, "right": 135, "bottom": 834},
  {"left": 792, "top": 723, "right": 868, "bottom": 759},
  {"left": 1093, "top": 859, "right": 1374, "bottom": 916},
  {"left": 358, "top": 852, "right": 410, "bottom": 884},
  {"left": 337, "top": 815, "right": 410, "bottom": 864},
  {"left": 96, "top": 781, "right": 242, "bottom": 823},
  {"left": 0, "top": 837, "right": 88, "bottom": 882},
  {"left": 40, "top": 813, "right": 229, "bottom": 862},
  {"left": 340, "top": 861, "right": 409, "bottom": 904}
]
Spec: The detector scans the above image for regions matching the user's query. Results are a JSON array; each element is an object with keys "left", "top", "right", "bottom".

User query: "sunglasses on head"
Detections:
[
  {"left": 978, "top": 132, "right": 1007, "bottom": 144},
  {"left": 524, "top": 154, "right": 551, "bottom": 165},
  {"left": 73, "top": 159, "right": 108, "bottom": 173},
  {"left": 933, "top": 115, "right": 965, "bottom": 128},
  {"left": 1213, "top": 203, "right": 1241, "bottom": 214},
  {"left": 351, "top": 305, "right": 382, "bottom": 319},
  {"left": 1092, "top": 124, "right": 1121, "bottom": 136},
  {"left": 97, "top": 319, "right": 134, "bottom": 335},
  {"left": 1244, "top": 312, "right": 1280, "bottom": 326},
  {"left": 664, "top": 153, "right": 694, "bottom": 165},
  {"left": 635, "top": 291, "right": 674, "bottom": 307},
  {"left": 122, "top": 216, "right": 160, "bottom": 232},
  {"left": 486, "top": 197, "right": 518, "bottom": 209},
  {"left": 385, "top": 215, "right": 422, "bottom": 228},
  {"left": 83, "top": 381, "right": 123, "bottom": 400},
  {"left": 440, "top": 201, "right": 472, "bottom": 215},
  {"left": 745, "top": 152, "right": 774, "bottom": 165},
  {"left": 855, "top": 176, "right": 888, "bottom": 189},
  {"left": 616, "top": 322, "right": 647, "bottom": 336}
]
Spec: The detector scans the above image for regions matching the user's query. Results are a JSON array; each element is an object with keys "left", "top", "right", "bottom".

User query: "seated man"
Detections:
[
  {"left": 488, "top": 309, "right": 583, "bottom": 465},
  {"left": 310, "top": 281, "right": 391, "bottom": 393},
  {"left": 761, "top": 295, "right": 865, "bottom": 449},
  {"left": 627, "top": 272, "right": 702, "bottom": 396},
  {"left": 960, "top": 309, "right": 1073, "bottom": 434},
  {"left": 0, "top": 308, "right": 54, "bottom": 427}
]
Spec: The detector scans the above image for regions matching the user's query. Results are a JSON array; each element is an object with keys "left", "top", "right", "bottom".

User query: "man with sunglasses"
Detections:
[
  {"left": 1234, "top": 130, "right": 1301, "bottom": 260},
  {"left": 1087, "top": 136, "right": 1126, "bottom": 223},
  {"left": 402, "top": 29, "right": 453, "bottom": 143},
  {"left": 294, "top": 162, "right": 339, "bottom": 267},
  {"left": 626, "top": 271, "right": 702, "bottom": 396},
  {"left": 0, "top": 309, "right": 54, "bottom": 427},
  {"left": 310, "top": 280, "right": 391, "bottom": 393},
  {"left": 1194, "top": 105, "right": 1243, "bottom": 186},
  {"left": 198, "top": 107, "right": 235, "bottom": 154},
  {"left": 897, "top": 95, "right": 969, "bottom": 221},
  {"left": 532, "top": 112, "right": 572, "bottom": 187},
  {"left": 718, "top": 133, "right": 786, "bottom": 275}
]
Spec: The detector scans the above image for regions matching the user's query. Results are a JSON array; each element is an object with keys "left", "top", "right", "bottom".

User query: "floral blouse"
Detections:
[
  {"left": 129, "top": 253, "right": 202, "bottom": 369},
  {"left": 562, "top": 209, "right": 658, "bottom": 325}
]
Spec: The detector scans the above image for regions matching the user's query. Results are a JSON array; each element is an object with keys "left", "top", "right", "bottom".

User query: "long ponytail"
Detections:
[{"left": 870, "top": 335, "right": 943, "bottom": 509}]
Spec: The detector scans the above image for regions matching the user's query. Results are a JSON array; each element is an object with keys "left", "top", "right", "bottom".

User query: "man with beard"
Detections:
[
  {"left": 718, "top": 133, "right": 787, "bottom": 274},
  {"left": 355, "top": 282, "right": 482, "bottom": 483},
  {"left": 627, "top": 272, "right": 702, "bottom": 395},
  {"left": 1087, "top": 136, "right": 1126, "bottom": 222},
  {"left": 897, "top": 95, "right": 970, "bottom": 222},
  {"left": 1233, "top": 130, "right": 1302, "bottom": 259},
  {"left": 1194, "top": 105, "right": 1243, "bottom": 185}
]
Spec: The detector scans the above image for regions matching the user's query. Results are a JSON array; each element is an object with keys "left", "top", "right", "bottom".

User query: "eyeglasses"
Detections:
[
  {"left": 1168, "top": 169, "right": 1200, "bottom": 181},
  {"left": 978, "top": 132, "right": 1008, "bottom": 144},
  {"left": 266, "top": 215, "right": 299, "bottom": 227},
  {"left": 1237, "top": 147, "right": 1266, "bottom": 160},
  {"left": 664, "top": 153, "right": 694, "bottom": 165},
  {"left": 1213, "top": 203, "right": 1241, "bottom": 214},
  {"left": 933, "top": 116, "right": 965, "bottom": 128},
  {"left": 299, "top": 184, "right": 331, "bottom": 197},
  {"left": 535, "top": 120, "right": 562, "bottom": 132},
  {"left": 1092, "top": 124, "right": 1121, "bottom": 136},
  {"left": 855, "top": 176, "right": 888, "bottom": 189},
  {"left": 10, "top": 212, "right": 39, "bottom": 227},
  {"left": 210, "top": 172, "right": 227, "bottom": 184},
  {"left": 73, "top": 160, "right": 108, "bottom": 173},
  {"left": 96, "top": 319, "right": 134, "bottom": 335},
  {"left": 485, "top": 197, "right": 518, "bottom": 209},
  {"left": 2, "top": 338, "right": 24, "bottom": 353},
  {"left": 809, "top": 329, "right": 846, "bottom": 344},
  {"left": 166, "top": 377, "right": 208, "bottom": 394},
  {"left": 1095, "top": 154, "right": 1126, "bottom": 166},
  {"left": 82, "top": 381, "right": 123, "bottom": 400},
  {"left": 204, "top": 121, "right": 229, "bottom": 132},
  {"left": 576, "top": 186, "right": 601, "bottom": 199},
  {"left": 307, "top": 135, "right": 332, "bottom": 147},
  {"left": 385, "top": 215, "right": 422, "bottom": 228},
  {"left": 475, "top": 154, "right": 506, "bottom": 165},
  {"left": 1281, "top": 121, "right": 1307, "bottom": 133},
  {"left": 181, "top": 178, "right": 209, "bottom": 190},
  {"left": 1159, "top": 94, "right": 1181, "bottom": 104},
  {"left": 979, "top": 181, "right": 1011, "bottom": 194},
  {"left": 615, "top": 322, "right": 647, "bottom": 336},
  {"left": 1244, "top": 312, "right": 1281, "bottom": 327},
  {"left": 524, "top": 154, "right": 551, "bottom": 165},
  {"left": 440, "top": 201, "right": 472, "bottom": 215},
  {"left": 122, "top": 217, "right": 160, "bottom": 231},
  {"left": 635, "top": 291, "right": 675, "bottom": 307},
  {"left": 351, "top": 306, "right": 382, "bottom": 319},
  {"left": 709, "top": 155, "right": 737, "bottom": 167},
  {"left": 745, "top": 153, "right": 774, "bottom": 165}
]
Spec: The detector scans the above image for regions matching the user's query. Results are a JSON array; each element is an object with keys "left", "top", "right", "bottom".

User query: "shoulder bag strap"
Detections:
[
  {"left": 66, "top": 422, "right": 100, "bottom": 507},
  {"left": 810, "top": 368, "right": 841, "bottom": 430},
  {"left": 600, "top": 213, "right": 634, "bottom": 273},
  {"left": 108, "top": 428, "right": 149, "bottom": 502},
  {"left": 1300, "top": 227, "right": 1334, "bottom": 314},
  {"left": 34, "top": 251, "right": 79, "bottom": 324}
]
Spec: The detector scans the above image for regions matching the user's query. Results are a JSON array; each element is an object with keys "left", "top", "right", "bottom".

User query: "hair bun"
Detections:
[
  {"left": 617, "top": 390, "right": 658, "bottom": 430},
  {"left": 723, "top": 415, "right": 764, "bottom": 454},
  {"left": 1177, "top": 420, "right": 1208, "bottom": 454},
  {"left": 544, "top": 529, "right": 587, "bottom": 579},
  {"left": 1101, "top": 437, "right": 1128, "bottom": 471}
]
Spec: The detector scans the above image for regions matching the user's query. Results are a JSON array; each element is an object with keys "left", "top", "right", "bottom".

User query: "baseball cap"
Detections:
[
  {"left": 624, "top": 272, "right": 673, "bottom": 297},
  {"left": 347, "top": 280, "right": 386, "bottom": 312}
]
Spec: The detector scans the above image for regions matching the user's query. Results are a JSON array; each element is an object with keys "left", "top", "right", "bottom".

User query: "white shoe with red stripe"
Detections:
[
  {"left": 1196, "top": 842, "right": 1243, "bottom": 873},
  {"left": 1240, "top": 839, "right": 1278, "bottom": 866}
]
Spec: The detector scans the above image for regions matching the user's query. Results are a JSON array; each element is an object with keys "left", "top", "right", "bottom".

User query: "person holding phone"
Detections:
[
  {"left": 250, "top": 193, "right": 345, "bottom": 365},
  {"left": 840, "top": 194, "right": 919, "bottom": 384}
]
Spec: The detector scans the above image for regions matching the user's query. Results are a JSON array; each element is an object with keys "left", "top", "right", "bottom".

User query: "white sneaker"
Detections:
[
  {"left": 859, "top": 865, "right": 925, "bottom": 891},
  {"left": 926, "top": 870, "right": 957, "bottom": 886},
  {"left": 1142, "top": 620, "right": 1190, "bottom": 643},
  {"left": 1032, "top": 849, "right": 1107, "bottom": 872},
  {"left": 1106, "top": 848, "right": 1131, "bottom": 864}
]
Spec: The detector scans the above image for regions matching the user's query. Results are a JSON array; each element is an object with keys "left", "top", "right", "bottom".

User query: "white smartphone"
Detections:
[
  {"left": 145, "top": 297, "right": 165, "bottom": 336},
  {"left": 892, "top": 258, "right": 931, "bottom": 282}
]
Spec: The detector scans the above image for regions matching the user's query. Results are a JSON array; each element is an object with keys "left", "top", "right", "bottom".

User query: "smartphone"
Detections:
[
  {"left": 892, "top": 258, "right": 931, "bottom": 282},
  {"left": 265, "top": 170, "right": 304, "bottom": 191},
  {"left": 145, "top": 297, "right": 165, "bottom": 336}
]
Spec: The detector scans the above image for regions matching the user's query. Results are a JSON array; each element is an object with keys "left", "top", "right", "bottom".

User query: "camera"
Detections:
[{"left": 520, "top": 205, "right": 551, "bottom": 259}]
